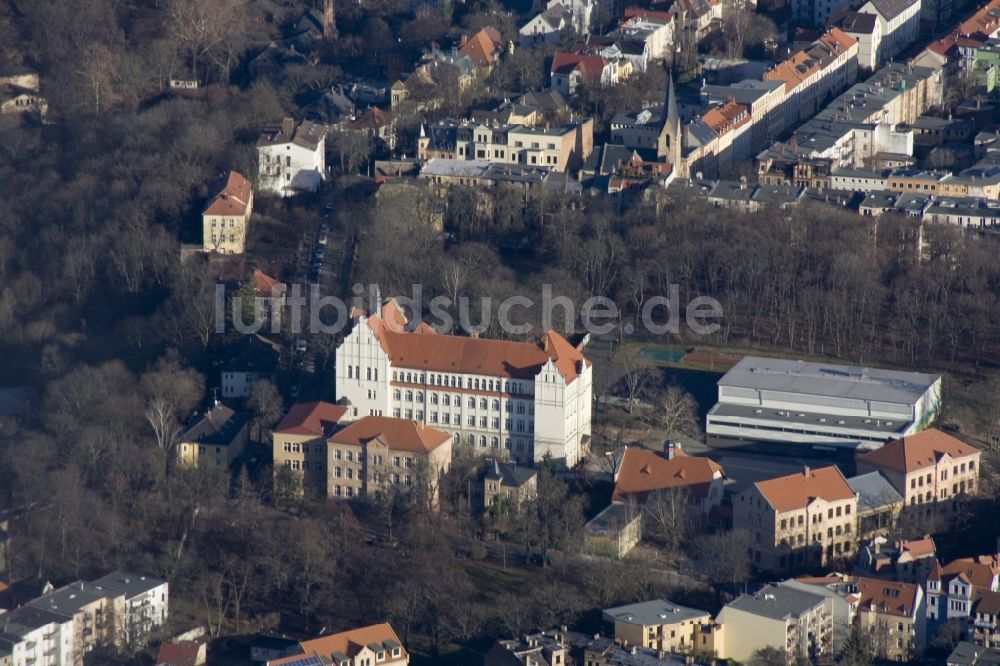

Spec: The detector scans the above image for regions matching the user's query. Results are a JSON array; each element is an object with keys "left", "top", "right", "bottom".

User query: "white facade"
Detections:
[
  {"left": 706, "top": 356, "right": 942, "bottom": 449},
  {"left": 256, "top": 119, "right": 326, "bottom": 197},
  {"left": 334, "top": 307, "right": 592, "bottom": 468},
  {"left": 549, "top": 0, "right": 597, "bottom": 33},
  {"left": 0, "top": 608, "right": 75, "bottom": 666},
  {"left": 222, "top": 371, "right": 262, "bottom": 399},
  {"left": 90, "top": 572, "right": 168, "bottom": 647},
  {"left": 859, "top": 0, "right": 922, "bottom": 64}
]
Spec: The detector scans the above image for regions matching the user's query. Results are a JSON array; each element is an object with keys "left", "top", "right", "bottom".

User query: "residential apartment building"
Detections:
[
  {"left": 334, "top": 299, "right": 592, "bottom": 468},
  {"left": 202, "top": 171, "right": 253, "bottom": 254},
  {"left": 706, "top": 355, "right": 942, "bottom": 448},
  {"left": 325, "top": 415, "right": 453, "bottom": 503},
  {"left": 28, "top": 583, "right": 123, "bottom": 664},
  {"left": 858, "top": 535, "right": 938, "bottom": 582},
  {"left": 794, "top": 0, "right": 852, "bottom": 29},
  {"left": 176, "top": 402, "right": 249, "bottom": 470},
  {"left": 831, "top": 12, "right": 883, "bottom": 70},
  {"left": 602, "top": 599, "right": 711, "bottom": 654},
  {"left": 856, "top": 428, "right": 981, "bottom": 518},
  {"left": 89, "top": 572, "right": 168, "bottom": 648},
  {"left": 972, "top": 590, "right": 1000, "bottom": 649},
  {"left": 220, "top": 334, "right": 280, "bottom": 400},
  {"left": 858, "top": 0, "right": 922, "bottom": 64},
  {"left": 550, "top": 51, "right": 620, "bottom": 96},
  {"left": 518, "top": 4, "right": 572, "bottom": 47},
  {"left": 256, "top": 118, "right": 326, "bottom": 196},
  {"left": 757, "top": 63, "right": 942, "bottom": 180},
  {"left": 947, "top": 642, "right": 1000, "bottom": 665},
  {"left": 418, "top": 117, "right": 594, "bottom": 172},
  {"left": 611, "top": 444, "right": 726, "bottom": 514},
  {"left": 927, "top": 555, "right": 1000, "bottom": 623},
  {"left": 854, "top": 577, "right": 927, "bottom": 660},
  {"left": 269, "top": 623, "right": 407, "bottom": 666},
  {"left": 734, "top": 466, "right": 859, "bottom": 571},
  {"left": 273, "top": 401, "right": 348, "bottom": 495},
  {"left": 615, "top": 9, "right": 675, "bottom": 63},
  {"left": 487, "top": 629, "right": 694, "bottom": 666},
  {"left": 0, "top": 606, "right": 74, "bottom": 666},
  {"left": 714, "top": 584, "right": 834, "bottom": 662}
]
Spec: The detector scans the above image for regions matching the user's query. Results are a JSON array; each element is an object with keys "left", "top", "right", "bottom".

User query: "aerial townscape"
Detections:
[{"left": 4, "top": 0, "right": 1000, "bottom": 664}]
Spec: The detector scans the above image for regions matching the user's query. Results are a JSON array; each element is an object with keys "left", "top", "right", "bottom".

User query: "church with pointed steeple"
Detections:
[{"left": 657, "top": 71, "right": 683, "bottom": 174}]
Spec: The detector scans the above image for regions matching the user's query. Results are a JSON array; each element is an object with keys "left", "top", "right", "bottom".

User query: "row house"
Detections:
[
  {"left": 418, "top": 117, "right": 594, "bottom": 172},
  {"left": 831, "top": 11, "right": 882, "bottom": 70},
  {"left": 334, "top": 298, "right": 592, "bottom": 469},
  {"left": 201, "top": 171, "right": 253, "bottom": 254},
  {"left": 734, "top": 465, "right": 859, "bottom": 572},
  {"left": 924, "top": 197, "right": 1000, "bottom": 228},
  {"left": 858, "top": 535, "right": 938, "bottom": 583},
  {"left": 918, "top": 0, "right": 1000, "bottom": 73},
  {"left": 486, "top": 629, "right": 697, "bottom": 666},
  {"left": 256, "top": 118, "right": 326, "bottom": 196},
  {"left": 269, "top": 623, "right": 407, "bottom": 666},
  {"left": 927, "top": 554, "right": 1000, "bottom": 623},
  {"left": 273, "top": 401, "right": 348, "bottom": 495},
  {"left": 856, "top": 428, "right": 981, "bottom": 519}
]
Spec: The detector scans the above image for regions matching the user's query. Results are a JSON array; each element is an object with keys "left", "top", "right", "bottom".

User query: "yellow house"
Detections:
[
  {"left": 273, "top": 401, "right": 348, "bottom": 495},
  {"left": 177, "top": 403, "right": 249, "bottom": 470},
  {"left": 603, "top": 599, "right": 711, "bottom": 653},
  {"left": 202, "top": 171, "right": 253, "bottom": 254}
]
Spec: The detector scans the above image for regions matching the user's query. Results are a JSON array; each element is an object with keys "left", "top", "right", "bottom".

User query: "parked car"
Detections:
[
  {"left": 318, "top": 232, "right": 328, "bottom": 246},
  {"left": 314, "top": 247, "right": 325, "bottom": 260}
]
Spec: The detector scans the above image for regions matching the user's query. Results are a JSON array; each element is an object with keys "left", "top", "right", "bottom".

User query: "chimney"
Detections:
[
  {"left": 803, "top": 465, "right": 811, "bottom": 476},
  {"left": 461, "top": 34, "right": 469, "bottom": 47},
  {"left": 470, "top": 331, "right": 480, "bottom": 339},
  {"left": 666, "top": 441, "right": 677, "bottom": 459}
]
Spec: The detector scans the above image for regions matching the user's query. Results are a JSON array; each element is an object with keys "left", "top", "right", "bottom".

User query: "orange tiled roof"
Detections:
[
  {"left": 275, "top": 401, "right": 347, "bottom": 437},
  {"left": 612, "top": 446, "right": 725, "bottom": 501},
  {"left": 204, "top": 171, "right": 252, "bottom": 216},
  {"left": 857, "top": 428, "right": 979, "bottom": 474},
  {"left": 899, "top": 536, "right": 936, "bottom": 559},
  {"left": 329, "top": 415, "right": 451, "bottom": 453},
  {"left": 702, "top": 100, "right": 750, "bottom": 135},
  {"left": 856, "top": 577, "right": 920, "bottom": 618},
  {"left": 359, "top": 299, "right": 590, "bottom": 384},
  {"left": 819, "top": 26, "right": 858, "bottom": 52},
  {"left": 932, "top": 556, "right": 999, "bottom": 589},
  {"left": 252, "top": 269, "right": 286, "bottom": 297},
  {"left": 272, "top": 623, "right": 406, "bottom": 666},
  {"left": 459, "top": 27, "right": 503, "bottom": 67},
  {"left": 753, "top": 465, "right": 856, "bottom": 512}
]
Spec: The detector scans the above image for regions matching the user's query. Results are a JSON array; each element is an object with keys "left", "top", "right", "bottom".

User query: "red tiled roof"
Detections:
[
  {"left": 857, "top": 428, "right": 980, "bottom": 474},
  {"left": 899, "top": 536, "right": 936, "bottom": 559},
  {"left": 155, "top": 641, "right": 204, "bottom": 666},
  {"left": 359, "top": 299, "right": 590, "bottom": 384},
  {"left": 753, "top": 465, "right": 856, "bottom": 513},
  {"left": 459, "top": 27, "right": 503, "bottom": 67},
  {"left": 204, "top": 171, "right": 252, "bottom": 216},
  {"left": 253, "top": 269, "right": 286, "bottom": 297},
  {"left": 329, "top": 415, "right": 451, "bottom": 453},
  {"left": 551, "top": 51, "right": 608, "bottom": 77},
  {"left": 856, "top": 577, "right": 920, "bottom": 618},
  {"left": 935, "top": 556, "right": 999, "bottom": 589},
  {"left": 275, "top": 401, "right": 347, "bottom": 437},
  {"left": 622, "top": 8, "right": 674, "bottom": 21},
  {"left": 975, "top": 589, "right": 1000, "bottom": 616},
  {"left": 612, "top": 446, "right": 725, "bottom": 501}
]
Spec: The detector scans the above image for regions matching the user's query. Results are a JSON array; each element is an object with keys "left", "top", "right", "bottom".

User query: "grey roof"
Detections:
[
  {"left": 0, "top": 606, "right": 70, "bottom": 637},
  {"left": 751, "top": 183, "right": 805, "bottom": 205},
  {"left": 718, "top": 355, "right": 941, "bottom": 405},
  {"left": 866, "top": 0, "right": 918, "bottom": 20},
  {"left": 830, "top": 10, "right": 879, "bottom": 34},
  {"left": 91, "top": 571, "right": 166, "bottom": 599},
  {"left": 27, "top": 582, "right": 112, "bottom": 617},
  {"left": 483, "top": 458, "right": 537, "bottom": 487},
  {"left": 832, "top": 167, "right": 890, "bottom": 179},
  {"left": 725, "top": 584, "right": 826, "bottom": 620},
  {"left": 585, "top": 502, "right": 639, "bottom": 534},
  {"left": 707, "top": 402, "right": 910, "bottom": 437},
  {"left": 848, "top": 472, "right": 903, "bottom": 512},
  {"left": 925, "top": 197, "right": 1000, "bottom": 219},
  {"left": 603, "top": 599, "right": 710, "bottom": 626},
  {"left": 948, "top": 642, "right": 1000, "bottom": 666},
  {"left": 180, "top": 403, "right": 248, "bottom": 446},
  {"left": 702, "top": 80, "right": 784, "bottom": 106}
]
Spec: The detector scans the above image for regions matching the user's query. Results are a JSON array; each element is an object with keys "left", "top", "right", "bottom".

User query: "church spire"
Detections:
[{"left": 666, "top": 70, "right": 679, "bottom": 132}]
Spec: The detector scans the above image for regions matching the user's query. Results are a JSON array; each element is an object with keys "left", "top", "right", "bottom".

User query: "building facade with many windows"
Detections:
[{"left": 334, "top": 299, "right": 592, "bottom": 468}]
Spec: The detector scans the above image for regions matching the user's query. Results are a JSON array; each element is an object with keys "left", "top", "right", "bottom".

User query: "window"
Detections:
[
  {"left": 393, "top": 456, "right": 401, "bottom": 467},
  {"left": 406, "top": 390, "right": 413, "bottom": 401},
  {"left": 334, "top": 450, "right": 342, "bottom": 460},
  {"left": 479, "top": 436, "right": 487, "bottom": 448},
  {"left": 393, "top": 389, "right": 401, "bottom": 400},
  {"left": 468, "top": 397, "right": 475, "bottom": 408},
  {"left": 492, "top": 399, "right": 500, "bottom": 410},
  {"left": 480, "top": 398, "right": 488, "bottom": 409}
]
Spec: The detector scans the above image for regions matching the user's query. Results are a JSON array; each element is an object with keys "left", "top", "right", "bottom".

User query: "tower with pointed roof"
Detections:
[{"left": 659, "top": 70, "right": 683, "bottom": 175}]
